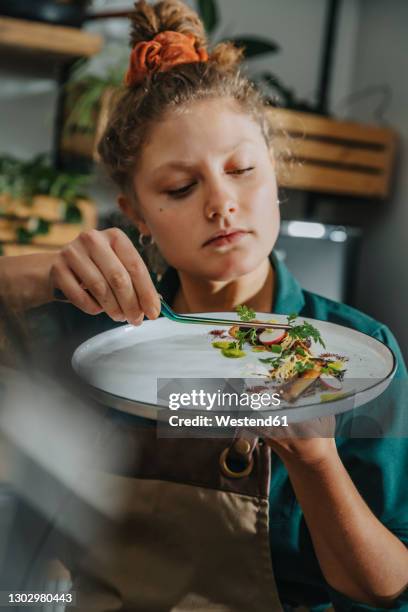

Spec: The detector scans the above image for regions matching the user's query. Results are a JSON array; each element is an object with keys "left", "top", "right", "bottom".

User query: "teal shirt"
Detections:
[
  {"left": 267, "top": 254, "right": 408, "bottom": 611},
  {"left": 29, "top": 252, "right": 408, "bottom": 611}
]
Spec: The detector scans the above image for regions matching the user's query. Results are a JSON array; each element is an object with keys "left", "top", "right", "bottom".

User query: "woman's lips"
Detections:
[{"left": 204, "top": 230, "right": 249, "bottom": 247}]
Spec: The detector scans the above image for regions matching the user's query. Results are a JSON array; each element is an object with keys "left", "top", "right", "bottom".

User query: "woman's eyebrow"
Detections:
[
  {"left": 152, "top": 139, "right": 255, "bottom": 177},
  {"left": 153, "top": 160, "right": 195, "bottom": 176}
]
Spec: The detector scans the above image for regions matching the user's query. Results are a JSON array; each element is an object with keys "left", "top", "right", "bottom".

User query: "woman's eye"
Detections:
[
  {"left": 228, "top": 167, "right": 254, "bottom": 175},
  {"left": 166, "top": 182, "right": 197, "bottom": 198}
]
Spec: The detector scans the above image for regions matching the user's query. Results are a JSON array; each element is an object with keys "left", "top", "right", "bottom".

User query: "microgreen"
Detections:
[
  {"left": 233, "top": 327, "right": 258, "bottom": 350},
  {"left": 294, "top": 361, "right": 315, "bottom": 374},
  {"left": 236, "top": 304, "right": 256, "bottom": 322},
  {"left": 286, "top": 315, "right": 326, "bottom": 348}
]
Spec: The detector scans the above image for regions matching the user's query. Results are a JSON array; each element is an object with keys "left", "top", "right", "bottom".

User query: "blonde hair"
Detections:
[{"left": 98, "top": 0, "right": 277, "bottom": 194}]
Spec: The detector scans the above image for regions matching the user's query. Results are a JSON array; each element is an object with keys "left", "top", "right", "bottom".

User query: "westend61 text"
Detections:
[
  {"left": 168, "top": 414, "right": 288, "bottom": 427},
  {"left": 168, "top": 389, "right": 281, "bottom": 411}
]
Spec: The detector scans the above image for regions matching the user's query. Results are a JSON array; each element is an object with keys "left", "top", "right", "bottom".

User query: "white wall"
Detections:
[
  {"left": 349, "top": 0, "right": 408, "bottom": 357},
  {"left": 0, "top": 77, "right": 57, "bottom": 158}
]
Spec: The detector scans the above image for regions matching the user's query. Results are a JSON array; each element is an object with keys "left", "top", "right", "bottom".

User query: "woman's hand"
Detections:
[
  {"left": 50, "top": 228, "right": 161, "bottom": 324},
  {"left": 260, "top": 415, "right": 337, "bottom": 467}
]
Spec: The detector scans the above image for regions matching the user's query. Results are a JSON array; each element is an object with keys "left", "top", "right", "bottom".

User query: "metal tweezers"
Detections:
[{"left": 160, "top": 297, "right": 292, "bottom": 330}]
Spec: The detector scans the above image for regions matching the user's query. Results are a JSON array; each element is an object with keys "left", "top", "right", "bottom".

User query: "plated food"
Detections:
[
  {"left": 210, "top": 306, "right": 348, "bottom": 403},
  {"left": 72, "top": 310, "right": 395, "bottom": 422}
]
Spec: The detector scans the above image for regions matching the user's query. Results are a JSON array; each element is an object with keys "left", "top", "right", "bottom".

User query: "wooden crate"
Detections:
[
  {"left": 0, "top": 197, "right": 97, "bottom": 256},
  {"left": 269, "top": 108, "right": 397, "bottom": 198}
]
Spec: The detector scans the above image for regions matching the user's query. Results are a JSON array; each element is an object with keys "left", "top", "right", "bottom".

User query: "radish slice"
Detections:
[
  {"left": 259, "top": 329, "right": 287, "bottom": 345},
  {"left": 320, "top": 375, "right": 343, "bottom": 391}
]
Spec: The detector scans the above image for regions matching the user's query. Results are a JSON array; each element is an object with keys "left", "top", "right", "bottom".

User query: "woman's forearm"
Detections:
[
  {"left": 283, "top": 449, "right": 408, "bottom": 607},
  {"left": 0, "top": 253, "right": 57, "bottom": 310}
]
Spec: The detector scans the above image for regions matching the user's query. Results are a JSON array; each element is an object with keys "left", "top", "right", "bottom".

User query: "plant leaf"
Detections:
[
  {"left": 227, "top": 37, "right": 280, "bottom": 58},
  {"left": 197, "top": 0, "right": 219, "bottom": 35}
]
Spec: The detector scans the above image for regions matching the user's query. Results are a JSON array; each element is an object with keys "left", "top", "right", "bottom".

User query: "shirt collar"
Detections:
[
  {"left": 157, "top": 250, "right": 305, "bottom": 315},
  {"left": 269, "top": 251, "right": 305, "bottom": 315}
]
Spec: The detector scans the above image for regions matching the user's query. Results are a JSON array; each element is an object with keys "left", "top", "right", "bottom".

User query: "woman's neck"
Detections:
[{"left": 172, "top": 257, "right": 274, "bottom": 314}]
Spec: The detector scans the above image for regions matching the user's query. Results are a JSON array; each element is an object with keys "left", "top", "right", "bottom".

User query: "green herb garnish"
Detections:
[
  {"left": 259, "top": 357, "right": 282, "bottom": 368},
  {"left": 236, "top": 304, "right": 256, "bottom": 322},
  {"left": 233, "top": 327, "right": 258, "bottom": 350},
  {"left": 294, "top": 361, "right": 315, "bottom": 374},
  {"left": 287, "top": 316, "right": 326, "bottom": 348}
]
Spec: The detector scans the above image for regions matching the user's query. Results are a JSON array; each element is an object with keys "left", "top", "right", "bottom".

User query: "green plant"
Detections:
[
  {"left": 0, "top": 154, "right": 89, "bottom": 231},
  {"left": 64, "top": 63, "right": 124, "bottom": 135},
  {"left": 0, "top": 154, "right": 88, "bottom": 204},
  {"left": 197, "top": 0, "right": 279, "bottom": 58},
  {"left": 197, "top": 0, "right": 313, "bottom": 111},
  {"left": 63, "top": 42, "right": 130, "bottom": 136}
]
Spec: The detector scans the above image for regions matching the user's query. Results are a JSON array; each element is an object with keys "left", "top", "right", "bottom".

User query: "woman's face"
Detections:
[{"left": 128, "top": 98, "right": 280, "bottom": 281}]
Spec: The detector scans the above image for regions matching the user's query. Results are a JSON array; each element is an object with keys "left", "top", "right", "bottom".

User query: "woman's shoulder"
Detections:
[
  {"left": 301, "top": 289, "right": 383, "bottom": 335},
  {"left": 300, "top": 289, "right": 407, "bottom": 377}
]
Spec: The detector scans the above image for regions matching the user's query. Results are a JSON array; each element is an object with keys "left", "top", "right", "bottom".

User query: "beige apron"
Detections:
[{"left": 57, "top": 420, "right": 285, "bottom": 612}]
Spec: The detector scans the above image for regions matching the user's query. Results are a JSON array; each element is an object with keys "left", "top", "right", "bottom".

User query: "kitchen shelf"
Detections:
[{"left": 0, "top": 16, "right": 102, "bottom": 59}]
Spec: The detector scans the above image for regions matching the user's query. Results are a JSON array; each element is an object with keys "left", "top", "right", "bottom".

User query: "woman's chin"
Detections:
[{"left": 202, "top": 252, "right": 264, "bottom": 281}]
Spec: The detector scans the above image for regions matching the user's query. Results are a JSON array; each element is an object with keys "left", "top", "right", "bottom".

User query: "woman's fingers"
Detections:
[
  {"left": 107, "top": 228, "right": 161, "bottom": 319},
  {"left": 61, "top": 240, "right": 128, "bottom": 322},
  {"left": 78, "top": 230, "right": 144, "bottom": 324},
  {"left": 51, "top": 228, "right": 160, "bottom": 324},
  {"left": 50, "top": 260, "right": 103, "bottom": 316}
]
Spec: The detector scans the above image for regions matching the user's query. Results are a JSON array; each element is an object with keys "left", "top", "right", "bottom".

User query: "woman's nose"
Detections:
[{"left": 204, "top": 179, "right": 237, "bottom": 220}]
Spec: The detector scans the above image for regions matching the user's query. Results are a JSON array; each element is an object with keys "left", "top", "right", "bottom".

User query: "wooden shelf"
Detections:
[
  {"left": 269, "top": 108, "right": 397, "bottom": 199},
  {"left": 0, "top": 16, "right": 102, "bottom": 59},
  {"left": 0, "top": 197, "right": 97, "bottom": 257}
]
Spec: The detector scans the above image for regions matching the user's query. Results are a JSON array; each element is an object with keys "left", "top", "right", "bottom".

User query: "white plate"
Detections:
[{"left": 72, "top": 313, "right": 396, "bottom": 423}]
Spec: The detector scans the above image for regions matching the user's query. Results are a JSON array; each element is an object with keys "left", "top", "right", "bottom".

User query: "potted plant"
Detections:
[
  {"left": 61, "top": 57, "right": 124, "bottom": 162},
  {"left": 0, "top": 0, "right": 92, "bottom": 28},
  {"left": 0, "top": 154, "right": 96, "bottom": 255}
]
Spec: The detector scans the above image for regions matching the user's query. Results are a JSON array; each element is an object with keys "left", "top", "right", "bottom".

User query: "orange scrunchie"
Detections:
[{"left": 125, "top": 31, "right": 208, "bottom": 86}]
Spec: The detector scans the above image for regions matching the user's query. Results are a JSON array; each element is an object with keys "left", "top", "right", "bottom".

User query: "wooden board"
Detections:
[
  {"left": 1, "top": 195, "right": 65, "bottom": 222},
  {"left": 0, "top": 198, "right": 97, "bottom": 252},
  {"left": 1, "top": 243, "right": 61, "bottom": 256},
  {"left": 0, "top": 197, "right": 96, "bottom": 226},
  {"left": 0, "top": 16, "right": 102, "bottom": 58},
  {"left": 269, "top": 108, "right": 397, "bottom": 198},
  {"left": 278, "top": 163, "right": 387, "bottom": 198},
  {"left": 270, "top": 108, "right": 395, "bottom": 146}
]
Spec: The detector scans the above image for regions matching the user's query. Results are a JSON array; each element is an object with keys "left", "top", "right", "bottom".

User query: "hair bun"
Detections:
[
  {"left": 129, "top": 0, "right": 206, "bottom": 48},
  {"left": 210, "top": 41, "right": 244, "bottom": 72}
]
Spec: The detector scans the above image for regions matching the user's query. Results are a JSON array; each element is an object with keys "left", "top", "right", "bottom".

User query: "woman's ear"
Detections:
[{"left": 117, "top": 194, "right": 150, "bottom": 236}]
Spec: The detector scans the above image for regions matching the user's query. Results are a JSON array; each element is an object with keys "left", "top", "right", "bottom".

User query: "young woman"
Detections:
[{"left": 1, "top": 1, "right": 407, "bottom": 610}]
